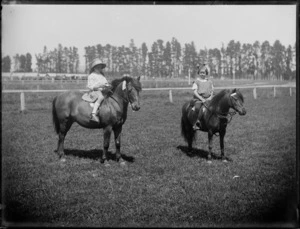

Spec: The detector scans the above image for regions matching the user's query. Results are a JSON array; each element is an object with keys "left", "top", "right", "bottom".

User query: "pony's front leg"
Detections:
[
  {"left": 113, "top": 126, "right": 123, "bottom": 163},
  {"left": 207, "top": 131, "right": 214, "bottom": 163},
  {"left": 101, "top": 126, "right": 112, "bottom": 165}
]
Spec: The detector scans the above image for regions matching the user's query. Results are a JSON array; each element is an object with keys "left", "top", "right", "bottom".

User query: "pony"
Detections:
[
  {"left": 52, "top": 76, "right": 142, "bottom": 165},
  {"left": 181, "top": 88, "right": 246, "bottom": 162}
]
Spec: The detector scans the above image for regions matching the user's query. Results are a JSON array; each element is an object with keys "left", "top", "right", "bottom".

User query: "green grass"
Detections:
[{"left": 1, "top": 87, "right": 297, "bottom": 227}]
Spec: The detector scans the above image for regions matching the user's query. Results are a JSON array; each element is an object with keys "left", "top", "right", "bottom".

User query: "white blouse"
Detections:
[{"left": 87, "top": 72, "right": 109, "bottom": 90}]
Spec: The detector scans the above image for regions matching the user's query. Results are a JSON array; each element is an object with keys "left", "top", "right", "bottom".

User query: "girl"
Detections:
[
  {"left": 191, "top": 64, "right": 214, "bottom": 130},
  {"left": 87, "top": 59, "right": 110, "bottom": 122}
]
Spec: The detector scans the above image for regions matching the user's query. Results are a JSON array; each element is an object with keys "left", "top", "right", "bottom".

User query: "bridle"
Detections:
[
  {"left": 110, "top": 81, "right": 135, "bottom": 109},
  {"left": 202, "top": 93, "right": 239, "bottom": 124}
]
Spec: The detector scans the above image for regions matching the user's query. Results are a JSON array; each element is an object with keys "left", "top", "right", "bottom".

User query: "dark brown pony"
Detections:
[
  {"left": 181, "top": 88, "right": 246, "bottom": 162},
  {"left": 52, "top": 76, "right": 142, "bottom": 165}
]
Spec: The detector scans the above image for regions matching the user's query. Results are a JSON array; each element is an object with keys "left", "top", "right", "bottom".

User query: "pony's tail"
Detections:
[
  {"left": 181, "top": 104, "right": 195, "bottom": 148},
  {"left": 52, "top": 96, "right": 60, "bottom": 134}
]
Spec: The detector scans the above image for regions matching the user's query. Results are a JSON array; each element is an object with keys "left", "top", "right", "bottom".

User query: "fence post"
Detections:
[
  {"left": 169, "top": 90, "right": 173, "bottom": 103},
  {"left": 37, "top": 84, "right": 40, "bottom": 90},
  {"left": 290, "top": 87, "right": 292, "bottom": 96},
  {"left": 273, "top": 86, "right": 276, "bottom": 98},
  {"left": 253, "top": 87, "right": 257, "bottom": 99},
  {"left": 20, "top": 92, "right": 26, "bottom": 112}
]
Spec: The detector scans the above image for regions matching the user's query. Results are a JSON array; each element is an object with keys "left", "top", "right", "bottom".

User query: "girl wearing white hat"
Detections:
[{"left": 87, "top": 59, "right": 110, "bottom": 122}]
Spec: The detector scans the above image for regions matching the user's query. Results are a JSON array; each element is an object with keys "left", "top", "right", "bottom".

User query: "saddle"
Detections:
[
  {"left": 189, "top": 99, "right": 204, "bottom": 107},
  {"left": 82, "top": 86, "right": 113, "bottom": 103}
]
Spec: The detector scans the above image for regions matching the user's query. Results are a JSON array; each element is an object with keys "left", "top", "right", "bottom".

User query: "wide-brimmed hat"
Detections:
[{"left": 91, "top": 59, "right": 106, "bottom": 69}]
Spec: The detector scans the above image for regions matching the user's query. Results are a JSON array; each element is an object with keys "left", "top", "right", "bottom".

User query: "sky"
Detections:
[{"left": 2, "top": 4, "right": 297, "bottom": 70}]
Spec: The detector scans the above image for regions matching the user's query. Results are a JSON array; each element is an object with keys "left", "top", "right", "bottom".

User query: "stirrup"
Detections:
[
  {"left": 193, "top": 121, "right": 201, "bottom": 130},
  {"left": 193, "top": 125, "right": 201, "bottom": 131}
]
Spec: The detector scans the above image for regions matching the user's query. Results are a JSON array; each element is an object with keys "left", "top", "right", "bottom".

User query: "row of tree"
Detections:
[
  {"left": 35, "top": 45, "right": 80, "bottom": 74},
  {"left": 85, "top": 38, "right": 295, "bottom": 80},
  {"left": 2, "top": 38, "right": 296, "bottom": 80},
  {"left": 2, "top": 53, "right": 32, "bottom": 73},
  {"left": 2, "top": 44, "right": 80, "bottom": 75}
]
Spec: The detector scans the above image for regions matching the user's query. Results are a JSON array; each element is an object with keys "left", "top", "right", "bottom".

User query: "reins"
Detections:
[
  {"left": 202, "top": 99, "right": 237, "bottom": 124},
  {"left": 199, "top": 102, "right": 236, "bottom": 137}
]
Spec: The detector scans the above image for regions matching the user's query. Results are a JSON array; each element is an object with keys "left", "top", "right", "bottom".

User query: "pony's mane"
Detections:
[
  {"left": 111, "top": 77, "right": 142, "bottom": 92},
  {"left": 236, "top": 90, "right": 244, "bottom": 103},
  {"left": 209, "top": 89, "right": 230, "bottom": 109}
]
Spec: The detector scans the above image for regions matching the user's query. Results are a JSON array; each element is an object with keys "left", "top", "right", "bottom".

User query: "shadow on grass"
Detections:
[
  {"left": 176, "top": 145, "right": 232, "bottom": 161},
  {"left": 64, "top": 149, "right": 135, "bottom": 163}
]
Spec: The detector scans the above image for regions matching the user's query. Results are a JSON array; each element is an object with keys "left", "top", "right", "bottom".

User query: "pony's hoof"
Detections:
[
  {"left": 60, "top": 158, "right": 66, "bottom": 163},
  {"left": 100, "top": 159, "right": 106, "bottom": 164},
  {"left": 120, "top": 161, "right": 126, "bottom": 166},
  {"left": 207, "top": 160, "right": 212, "bottom": 164},
  {"left": 104, "top": 161, "right": 110, "bottom": 167},
  {"left": 222, "top": 159, "right": 228, "bottom": 163}
]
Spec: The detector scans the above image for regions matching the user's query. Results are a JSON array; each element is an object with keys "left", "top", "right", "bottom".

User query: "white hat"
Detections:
[{"left": 91, "top": 59, "right": 106, "bottom": 69}]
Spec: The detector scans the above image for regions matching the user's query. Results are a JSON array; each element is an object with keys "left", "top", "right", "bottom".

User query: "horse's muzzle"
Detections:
[{"left": 131, "top": 103, "right": 140, "bottom": 111}]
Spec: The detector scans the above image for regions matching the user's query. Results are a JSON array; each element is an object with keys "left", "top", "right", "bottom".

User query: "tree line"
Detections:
[
  {"left": 2, "top": 38, "right": 296, "bottom": 80},
  {"left": 2, "top": 53, "right": 32, "bottom": 73}
]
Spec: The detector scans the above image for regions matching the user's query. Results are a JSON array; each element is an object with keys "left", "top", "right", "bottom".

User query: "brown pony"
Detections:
[
  {"left": 181, "top": 88, "right": 246, "bottom": 162},
  {"left": 52, "top": 76, "right": 142, "bottom": 165}
]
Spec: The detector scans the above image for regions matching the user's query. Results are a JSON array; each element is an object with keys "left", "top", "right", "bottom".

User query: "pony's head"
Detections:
[
  {"left": 111, "top": 76, "right": 142, "bottom": 111},
  {"left": 229, "top": 89, "right": 246, "bottom": 115}
]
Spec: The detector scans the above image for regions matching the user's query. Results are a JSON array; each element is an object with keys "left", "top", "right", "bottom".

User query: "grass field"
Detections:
[{"left": 1, "top": 85, "right": 297, "bottom": 227}]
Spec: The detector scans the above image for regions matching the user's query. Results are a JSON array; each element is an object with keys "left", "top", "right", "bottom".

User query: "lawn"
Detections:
[{"left": 1, "top": 86, "right": 297, "bottom": 227}]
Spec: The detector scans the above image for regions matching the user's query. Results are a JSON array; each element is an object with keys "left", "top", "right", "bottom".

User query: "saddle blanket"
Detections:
[{"left": 82, "top": 91, "right": 98, "bottom": 103}]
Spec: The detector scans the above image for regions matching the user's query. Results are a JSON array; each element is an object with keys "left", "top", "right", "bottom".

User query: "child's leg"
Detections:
[
  {"left": 92, "top": 100, "right": 100, "bottom": 115},
  {"left": 91, "top": 92, "right": 104, "bottom": 122},
  {"left": 92, "top": 92, "right": 104, "bottom": 114},
  {"left": 192, "top": 103, "right": 203, "bottom": 130}
]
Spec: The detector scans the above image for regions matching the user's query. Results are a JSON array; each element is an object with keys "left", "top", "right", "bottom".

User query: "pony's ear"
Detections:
[
  {"left": 122, "top": 80, "right": 126, "bottom": 90},
  {"left": 231, "top": 88, "right": 237, "bottom": 97},
  {"left": 137, "top": 76, "right": 140, "bottom": 81}
]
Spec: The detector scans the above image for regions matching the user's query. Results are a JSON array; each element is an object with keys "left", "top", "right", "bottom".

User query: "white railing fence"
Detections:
[{"left": 2, "top": 84, "right": 296, "bottom": 112}]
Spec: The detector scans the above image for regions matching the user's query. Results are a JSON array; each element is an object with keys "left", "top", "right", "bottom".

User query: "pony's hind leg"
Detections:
[
  {"left": 56, "top": 118, "right": 73, "bottom": 160},
  {"left": 219, "top": 129, "right": 227, "bottom": 162},
  {"left": 207, "top": 131, "right": 214, "bottom": 163}
]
